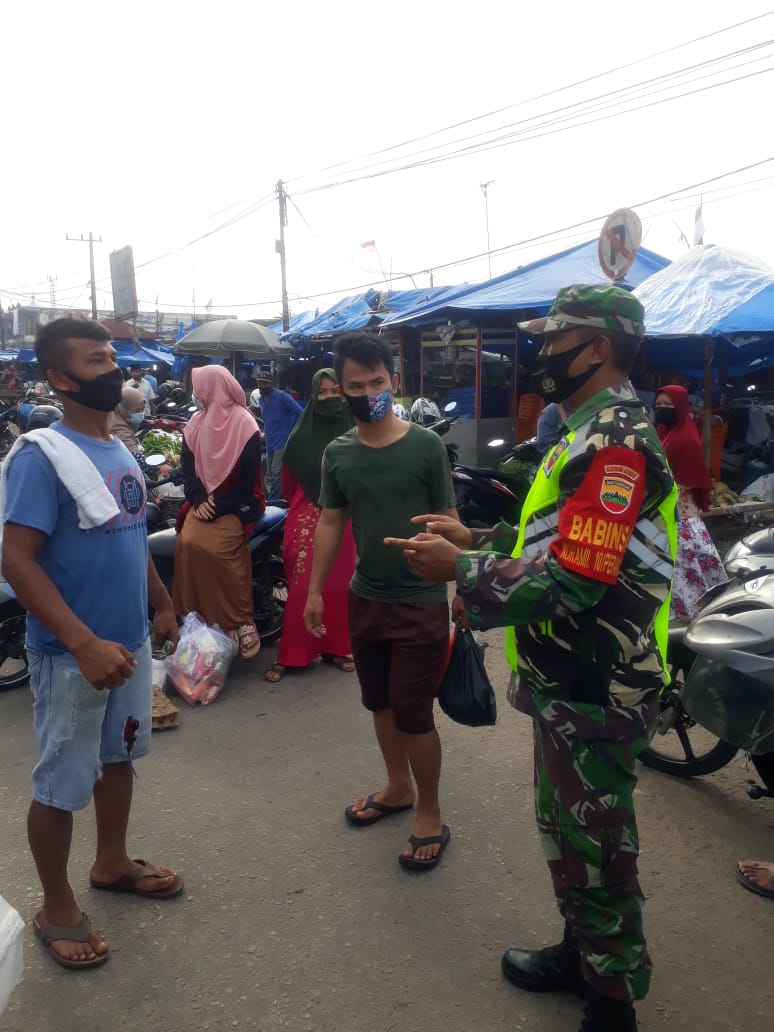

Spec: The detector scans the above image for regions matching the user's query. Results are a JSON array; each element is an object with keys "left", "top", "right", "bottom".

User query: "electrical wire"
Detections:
[
  {"left": 295, "top": 60, "right": 774, "bottom": 195},
  {"left": 286, "top": 12, "right": 774, "bottom": 186},
  {"left": 297, "top": 40, "right": 774, "bottom": 188},
  {"left": 137, "top": 155, "right": 774, "bottom": 311},
  {"left": 6, "top": 17, "right": 774, "bottom": 316}
]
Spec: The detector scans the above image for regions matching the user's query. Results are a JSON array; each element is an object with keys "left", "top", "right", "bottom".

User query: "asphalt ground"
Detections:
[{"left": 1, "top": 628, "right": 772, "bottom": 1032}]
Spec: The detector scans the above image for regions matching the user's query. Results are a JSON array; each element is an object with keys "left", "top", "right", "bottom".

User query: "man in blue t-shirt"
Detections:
[
  {"left": 2, "top": 318, "right": 182, "bottom": 972},
  {"left": 254, "top": 376, "right": 302, "bottom": 501}
]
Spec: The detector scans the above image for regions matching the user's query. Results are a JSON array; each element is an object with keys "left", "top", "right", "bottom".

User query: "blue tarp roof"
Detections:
[
  {"left": 635, "top": 245, "right": 774, "bottom": 374},
  {"left": 380, "top": 239, "right": 670, "bottom": 328},
  {"left": 113, "top": 342, "right": 174, "bottom": 367},
  {"left": 268, "top": 311, "right": 317, "bottom": 336},
  {"left": 1, "top": 342, "right": 174, "bottom": 367},
  {"left": 281, "top": 285, "right": 470, "bottom": 345}
]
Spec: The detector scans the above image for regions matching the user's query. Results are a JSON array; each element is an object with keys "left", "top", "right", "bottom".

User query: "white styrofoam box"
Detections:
[{"left": 0, "top": 895, "right": 24, "bottom": 1016}]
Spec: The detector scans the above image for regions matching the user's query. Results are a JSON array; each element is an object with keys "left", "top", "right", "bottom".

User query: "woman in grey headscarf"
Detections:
[
  {"left": 111, "top": 386, "right": 171, "bottom": 475},
  {"left": 111, "top": 387, "right": 146, "bottom": 453}
]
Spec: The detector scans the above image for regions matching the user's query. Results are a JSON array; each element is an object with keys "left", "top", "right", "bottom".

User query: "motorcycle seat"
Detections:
[
  {"left": 248, "top": 505, "right": 286, "bottom": 550},
  {"left": 148, "top": 527, "right": 177, "bottom": 558}
]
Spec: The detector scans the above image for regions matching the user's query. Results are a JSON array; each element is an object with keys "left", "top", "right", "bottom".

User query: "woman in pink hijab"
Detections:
[{"left": 172, "top": 365, "right": 264, "bottom": 658}]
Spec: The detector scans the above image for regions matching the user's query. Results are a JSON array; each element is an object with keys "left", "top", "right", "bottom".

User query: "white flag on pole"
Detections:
[{"left": 693, "top": 204, "right": 705, "bottom": 246}]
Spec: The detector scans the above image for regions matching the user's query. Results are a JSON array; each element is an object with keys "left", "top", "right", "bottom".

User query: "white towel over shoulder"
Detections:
[{"left": 0, "top": 428, "right": 120, "bottom": 554}]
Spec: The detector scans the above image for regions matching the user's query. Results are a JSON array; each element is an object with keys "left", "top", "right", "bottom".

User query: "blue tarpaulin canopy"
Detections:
[
  {"left": 281, "top": 286, "right": 470, "bottom": 346},
  {"left": 635, "top": 245, "right": 774, "bottom": 375},
  {"left": 113, "top": 342, "right": 174, "bottom": 368},
  {"left": 269, "top": 311, "right": 317, "bottom": 337},
  {"left": 2, "top": 342, "right": 173, "bottom": 368},
  {"left": 380, "top": 239, "right": 669, "bottom": 329}
]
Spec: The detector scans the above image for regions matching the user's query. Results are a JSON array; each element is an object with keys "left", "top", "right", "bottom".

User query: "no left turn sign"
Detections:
[{"left": 598, "top": 208, "right": 642, "bottom": 280}]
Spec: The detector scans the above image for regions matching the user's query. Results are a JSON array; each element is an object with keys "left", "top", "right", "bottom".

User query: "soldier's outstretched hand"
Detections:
[
  {"left": 410, "top": 513, "right": 473, "bottom": 549},
  {"left": 384, "top": 532, "right": 458, "bottom": 582}
]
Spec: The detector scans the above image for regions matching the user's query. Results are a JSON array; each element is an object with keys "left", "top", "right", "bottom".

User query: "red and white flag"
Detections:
[
  {"left": 693, "top": 205, "right": 705, "bottom": 246},
  {"left": 360, "top": 240, "right": 376, "bottom": 249},
  {"left": 205, "top": 298, "right": 212, "bottom": 312}
]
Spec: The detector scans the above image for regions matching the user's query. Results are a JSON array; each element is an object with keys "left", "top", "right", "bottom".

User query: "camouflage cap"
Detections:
[{"left": 518, "top": 284, "right": 645, "bottom": 339}]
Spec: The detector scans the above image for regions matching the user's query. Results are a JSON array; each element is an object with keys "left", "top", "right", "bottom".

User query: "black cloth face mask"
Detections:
[
  {"left": 653, "top": 407, "right": 678, "bottom": 427},
  {"left": 57, "top": 367, "right": 124, "bottom": 412},
  {"left": 535, "top": 337, "right": 601, "bottom": 404}
]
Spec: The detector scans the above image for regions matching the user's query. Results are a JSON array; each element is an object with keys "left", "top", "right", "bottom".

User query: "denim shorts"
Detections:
[{"left": 28, "top": 638, "right": 152, "bottom": 812}]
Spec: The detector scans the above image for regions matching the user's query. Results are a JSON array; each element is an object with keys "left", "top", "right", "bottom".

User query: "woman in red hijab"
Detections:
[
  {"left": 654, "top": 385, "right": 725, "bottom": 620},
  {"left": 172, "top": 366, "right": 265, "bottom": 658}
]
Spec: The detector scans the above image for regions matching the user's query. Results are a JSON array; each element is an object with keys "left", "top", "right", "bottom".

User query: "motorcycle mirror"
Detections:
[
  {"left": 145, "top": 453, "right": 167, "bottom": 468},
  {"left": 444, "top": 401, "right": 457, "bottom": 413}
]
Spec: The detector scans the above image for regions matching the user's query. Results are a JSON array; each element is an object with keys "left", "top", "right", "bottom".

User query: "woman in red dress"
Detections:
[
  {"left": 653, "top": 384, "right": 726, "bottom": 620},
  {"left": 265, "top": 369, "right": 356, "bottom": 681}
]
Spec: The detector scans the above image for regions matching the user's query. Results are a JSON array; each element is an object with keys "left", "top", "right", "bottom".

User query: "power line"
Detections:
[
  {"left": 286, "top": 12, "right": 774, "bottom": 186},
  {"left": 295, "top": 60, "right": 774, "bottom": 196},
  {"left": 299, "top": 40, "right": 773, "bottom": 188},
  {"left": 137, "top": 155, "right": 774, "bottom": 312}
]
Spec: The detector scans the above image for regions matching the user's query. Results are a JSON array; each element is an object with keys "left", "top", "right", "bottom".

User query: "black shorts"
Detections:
[{"left": 349, "top": 593, "right": 449, "bottom": 735}]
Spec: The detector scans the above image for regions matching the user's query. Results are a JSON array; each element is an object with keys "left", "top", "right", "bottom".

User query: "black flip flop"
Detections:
[
  {"left": 735, "top": 862, "right": 774, "bottom": 900},
  {"left": 399, "top": 824, "right": 451, "bottom": 871},
  {"left": 344, "top": 793, "right": 414, "bottom": 827}
]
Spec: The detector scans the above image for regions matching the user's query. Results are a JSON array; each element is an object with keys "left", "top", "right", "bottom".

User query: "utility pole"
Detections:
[
  {"left": 66, "top": 232, "right": 102, "bottom": 318},
  {"left": 47, "top": 273, "right": 57, "bottom": 313},
  {"left": 275, "top": 180, "right": 290, "bottom": 332},
  {"left": 480, "top": 181, "right": 495, "bottom": 279}
]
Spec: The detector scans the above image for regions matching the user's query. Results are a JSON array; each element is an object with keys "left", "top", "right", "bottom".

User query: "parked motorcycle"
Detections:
[
  {"left": 0, "top": 581, "right": 28, "bottom": 690},
  {"left": 639, "top": 526, "right": 774, "bottom": 803},
  {"left": 147, "top": 501, "right": 289, "bottom": 645},
  {"left": 0, "top": 404, "right": 19, "bottom": 460}
]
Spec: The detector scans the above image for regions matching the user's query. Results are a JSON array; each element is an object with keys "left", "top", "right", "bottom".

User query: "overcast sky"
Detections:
[{"left": 3, "top": 1, "right": 774, "bottom": 322}]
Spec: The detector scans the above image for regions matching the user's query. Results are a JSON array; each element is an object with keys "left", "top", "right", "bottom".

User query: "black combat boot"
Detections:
[
  {"left": 501, "top": 924, "right": 586, "bottom": 998},
  {"left": 578, "top": 990, "right": 638, "bottom": 1031}
]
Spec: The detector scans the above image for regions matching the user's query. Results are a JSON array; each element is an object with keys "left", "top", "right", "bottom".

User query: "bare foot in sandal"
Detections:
[
  {"left": 237, "top": 624, "right": 261, "bottom": 659},
  {"left": 322, "top": 653, "right": 355, "bottom": 673},
  {"left": 736, "top": 858, "right": 774, "bottom": 899},
  {"left": 33, "top": 907, "right": 109, "bottom": 969},
  {"left": 264, "top": 663, "right": 288, "bottom": 682}
]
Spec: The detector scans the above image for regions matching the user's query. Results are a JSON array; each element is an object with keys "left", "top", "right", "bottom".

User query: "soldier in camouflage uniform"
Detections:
[{"left": 385, "top": 285, "right": 677, "bottom": 1032}]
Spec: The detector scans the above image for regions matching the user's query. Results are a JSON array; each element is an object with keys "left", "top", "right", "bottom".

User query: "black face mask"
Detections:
[
  {"left": 535, "top": 337, "right": 601, "bottom": 404},
  {"left": 57, "top": 367, "right": 124, "bottom": 412},
  {"left": 653, "top": 407, "right": 678, "bottom": 428},
  {"left": 315, "top": 397, "right": 345, "bottom": 419},
  {"left": 342, "top": 387, "right": 392, "bottom": 424}
]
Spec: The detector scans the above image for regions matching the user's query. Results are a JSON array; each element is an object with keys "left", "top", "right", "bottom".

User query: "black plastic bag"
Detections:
[{"left": 438, "top": 626, "right": 497, "bottom": 727}]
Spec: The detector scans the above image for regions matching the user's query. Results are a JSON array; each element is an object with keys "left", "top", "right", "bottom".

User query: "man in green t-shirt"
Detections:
[{"left": 304, "top": 332, "right": 457, "bottom": 871}]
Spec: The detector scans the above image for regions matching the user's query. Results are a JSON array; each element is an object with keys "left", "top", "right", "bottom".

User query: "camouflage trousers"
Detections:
[{"left": 530, "top": 691, "right": 659, "bottom": 1003}]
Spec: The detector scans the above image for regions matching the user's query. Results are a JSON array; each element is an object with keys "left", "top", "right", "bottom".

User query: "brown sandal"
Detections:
[
  {"left": 264, "top": 663, "right": 288, "bottom": 683},
  {"left": 322, "top": 653, "right": 355, "bottom": 673},
  {"left": 90, "top": 859, "right": 185, "bottom": 899},
  {"left": 33, "top": 911, "right": 109, "bottom": 970}
]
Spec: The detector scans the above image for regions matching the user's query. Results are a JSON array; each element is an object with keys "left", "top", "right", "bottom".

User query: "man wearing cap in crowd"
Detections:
[
  {"left": 385, "top": 284, "right": 677, "bottom": 1031},
  {"left": 127, "top": 364, "right": 154, "bottom": 418}
]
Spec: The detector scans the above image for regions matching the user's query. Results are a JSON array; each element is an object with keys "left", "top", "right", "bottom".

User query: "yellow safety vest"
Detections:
[{"left": 504, "top": 431, "right": 678, "bottom": 673}]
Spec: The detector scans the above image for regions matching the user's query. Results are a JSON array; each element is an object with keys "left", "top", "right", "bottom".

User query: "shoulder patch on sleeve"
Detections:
[{"left": 550, "top": 446, "right": 646, "bottom": 584}]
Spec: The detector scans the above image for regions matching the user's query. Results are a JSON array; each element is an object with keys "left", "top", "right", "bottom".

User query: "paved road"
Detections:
[{"left": 1, "top": 629, "right": 772, "bottom": 1032}]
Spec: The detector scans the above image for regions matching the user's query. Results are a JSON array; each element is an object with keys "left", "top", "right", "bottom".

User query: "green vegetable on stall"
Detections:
[{"left": 142, "top": 429, "right": 182, "bottom": 464}]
